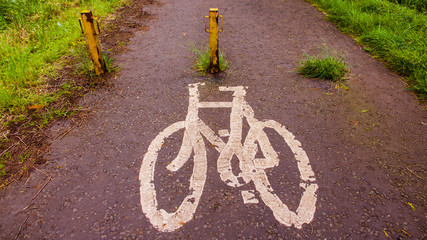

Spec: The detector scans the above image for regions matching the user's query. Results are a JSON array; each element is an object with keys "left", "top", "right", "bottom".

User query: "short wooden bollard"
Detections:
[
  {"left": 205, "top": 8, "right": 223, "bottom": 74},
  {"left": 79, "top": 10, "right": 107, "bottom": 75}
]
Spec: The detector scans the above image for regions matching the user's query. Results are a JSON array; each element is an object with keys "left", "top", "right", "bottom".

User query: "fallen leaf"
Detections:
[
  {"left": 340, "top": 83, "right": 350, "bottom": 91},
  {"left": 183, "top": 32, "right": 187, "bottom": 36},
  {"left": 309, "top": 88, "right": 321, "bottom": 91},
  {"left": 402, "top": 229, "right": 411, "bottom": 236},
  {"left": 350, "top": 120, "right": 359, "bottom": 125},
  {"left": 407, "top": 202, "right": 415, "bottom": 211},
  {"left": 28, "top": 104, "right": 45, "bottom": 110},
  {"left": 326, "top": 93, "right": 333, "bottom": 95},
  {"left": 383, "top": 230, "right": 389, "bottom": 237},
  {"left": 361, "top": 110, "right": 368, "bottom": 113}
]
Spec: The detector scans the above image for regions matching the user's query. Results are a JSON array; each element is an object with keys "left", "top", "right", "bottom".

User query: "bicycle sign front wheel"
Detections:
[{"left": 243, "top": 120, "right": 318, "bottom": 228}]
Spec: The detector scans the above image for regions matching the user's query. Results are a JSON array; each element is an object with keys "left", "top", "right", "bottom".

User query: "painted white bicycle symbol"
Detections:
[{"left": 139, "top": 83, "right": 318, "bottom": 232}]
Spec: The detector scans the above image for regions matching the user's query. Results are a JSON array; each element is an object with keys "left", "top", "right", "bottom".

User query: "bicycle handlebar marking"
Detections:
[
  {"left": 139, "top": 83, "right": 318, "bottom": 232},
  {"left": 198, "top": 101, "right": 233, "bottom": 108}
]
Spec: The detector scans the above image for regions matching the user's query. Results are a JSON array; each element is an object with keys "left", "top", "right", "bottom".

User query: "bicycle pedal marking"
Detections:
[
  {"left": 218, "top": 129, "right": 230, "bottom": 137},
  {"left": 139, "top": 83, "right": 318, "bottom": 232},
  {"left": 241, "top": 190, "right": 259, "bottom": 204}
]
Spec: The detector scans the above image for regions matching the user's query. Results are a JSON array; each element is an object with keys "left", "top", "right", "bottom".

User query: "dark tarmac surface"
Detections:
[{"left": 0, "top": 0, "right": 426, "bottom": 239}]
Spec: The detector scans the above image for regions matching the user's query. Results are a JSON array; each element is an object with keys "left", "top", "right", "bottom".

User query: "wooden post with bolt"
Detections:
[
  {"left": 79, "top": 10, "right": 107, "bottom": 75},
  {"left": 205, "top": 8, "right": 223, "bottom": 74}
]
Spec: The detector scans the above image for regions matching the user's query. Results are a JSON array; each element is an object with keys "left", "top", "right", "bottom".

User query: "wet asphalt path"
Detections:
[{"left": 0, "top": 0, "right": 426, "bottom": 239}]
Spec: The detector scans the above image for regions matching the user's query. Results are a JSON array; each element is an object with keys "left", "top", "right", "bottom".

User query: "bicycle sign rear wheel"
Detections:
[{"left": 139, "top": 121, "right": 207, "bottom": 232}]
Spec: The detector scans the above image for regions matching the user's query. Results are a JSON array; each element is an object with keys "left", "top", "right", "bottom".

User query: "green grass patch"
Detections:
[
  {"left": 386, "top": 0, "right": 426, "bottom": 12},
  {"left": 298, "top": 46, "right": 349, "bottom": 81},
  {"left": 0, "top": 0, "right": 126, "bottom": 125},
  {"left": 0, "top": 0, "right": 128, "bottom": 185},
  {"left": 308, "top": 0, "right": 427, "bottom": 98},
  {"left": 0, "top": 153, "right": 8, "bottom": 176},
  {"left": 190, "top": 43, "right": 228, "bottom": 74}
]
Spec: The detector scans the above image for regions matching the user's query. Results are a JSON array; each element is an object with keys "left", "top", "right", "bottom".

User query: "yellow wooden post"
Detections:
[
  {"left": 79, "top": 10, "right": 107, "bottom": 75},
  {"left": 205, "top": 8, "right": 223, "bottom": 74}
]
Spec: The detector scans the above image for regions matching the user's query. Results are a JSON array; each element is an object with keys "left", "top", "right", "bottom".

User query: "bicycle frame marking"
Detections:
[{"left": 139, "top": 83, "right": 318, "bottom": 232}]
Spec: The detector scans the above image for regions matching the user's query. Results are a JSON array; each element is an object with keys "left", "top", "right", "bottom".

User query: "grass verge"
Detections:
[
  {"left": 385, "top": 0, "right": 426, "bottom": 12},
  {"left": 0, "top": 0, "right": 127, "bottom": 120},
  {"left": 0, "top": 0, "right": 132, "bottom": 187},
  {"left": 298, "top": 46, "right": 349, "bottom": 81},
  {"left": 307, "top": 0, "right": 427, "bottom": 98}
]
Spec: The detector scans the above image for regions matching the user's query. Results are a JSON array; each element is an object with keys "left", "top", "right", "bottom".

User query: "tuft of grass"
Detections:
[
  {"left": 0, "top": 156, "right": 7, "bottom": 176},
  {"left": 190, "top": 43, "right": 228, "bottom": 74},
  {"left": 297, "top": 47, "right": 349, "bottom": 81},
  {"left": 386, "top": 0, "right": 426, "bottom": 12},
  {"left": 192, "top": 44, "right": 210, "bottom": 73},
  {"left": 219, "top": 52, "right": 229, "bottom": 72},
  {"left": 307, "top": 0, "right": 427, "bottom": 98}
]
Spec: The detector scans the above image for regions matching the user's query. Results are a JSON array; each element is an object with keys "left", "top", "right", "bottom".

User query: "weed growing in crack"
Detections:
[
  {"left": 297, "top": 46, "right": 349, "bottom": 82},
  {"left": 190, "top": 43, "right": 228, "bottom": 74}
]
